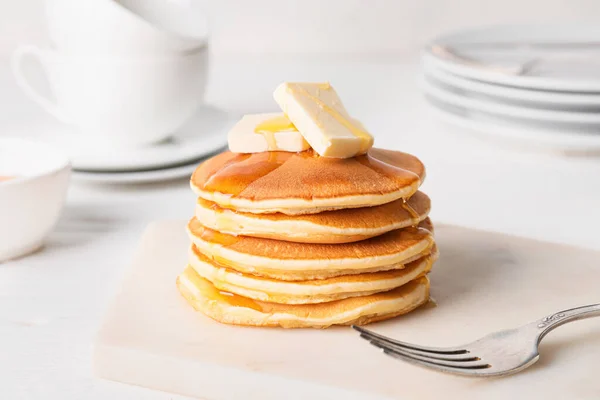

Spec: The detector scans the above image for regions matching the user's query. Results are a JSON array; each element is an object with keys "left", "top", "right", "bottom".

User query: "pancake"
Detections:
[
  {"left": 190, "top": 148, "right": 425, "bottom": 215},
  {"left": 189, "top": 248, "right": 437, "bottom": 304},
  {"left": 194, "top": 191, "right": 431, "bottom": 244},
  {"left": 187, "top": 218, "right": 435, "bottom": 280},
  {"left": 177, "top": 266, "right": 430, "bottom": 328}
]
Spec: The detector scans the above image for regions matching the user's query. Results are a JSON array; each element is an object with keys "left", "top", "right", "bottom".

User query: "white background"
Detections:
[{"left": 2, "top": 0, "right": 600, "bottom": 57}]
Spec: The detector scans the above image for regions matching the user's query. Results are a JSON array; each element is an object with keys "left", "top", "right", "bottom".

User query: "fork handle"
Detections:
[{"left": 536, "top": 303, "right": 600, "bottom": 341}]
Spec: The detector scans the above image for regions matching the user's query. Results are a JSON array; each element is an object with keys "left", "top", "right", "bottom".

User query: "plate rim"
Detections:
[
  {"left": 424, "top": 95, "right": 600, "bottom": 151},
  {"left": 425, "top": 24, "right": 600, "bottom": 92},
  {"left": 422, "top": 60, "right": 600, "bottom": 106},
  {"left": 72, "top": 157, "right": 208, "bottom": 184},
  {"left": 421, "top": 75, "right": 600, "bottom": 125}
]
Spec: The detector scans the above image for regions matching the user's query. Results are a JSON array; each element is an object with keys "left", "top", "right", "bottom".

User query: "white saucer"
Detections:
[
  {"left": 21, "top": 105, "right": 235, "bottom": 172},
  {"left": 71, "top": 158, "right": 209, "bottom": 184},
  {"left": 425, "top": 24, "right": 600, "bottom": 92},
  {"left": 424, "top": 95, "right": 600, "bottom": 154}
]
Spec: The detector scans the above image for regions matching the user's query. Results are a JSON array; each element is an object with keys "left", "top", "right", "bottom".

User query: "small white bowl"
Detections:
[{"left": 0, "top": 138, "right": 71, "bottom": 262}]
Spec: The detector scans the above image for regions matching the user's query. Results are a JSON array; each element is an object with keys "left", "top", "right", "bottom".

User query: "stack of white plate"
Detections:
[{"left": 421, "top": 25, "right": 600, "bottom": 154}]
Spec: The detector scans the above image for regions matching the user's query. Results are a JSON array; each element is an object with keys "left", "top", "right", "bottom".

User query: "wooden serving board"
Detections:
[{"left": 94, "top": 221, "right": 600, "bottom": 399}]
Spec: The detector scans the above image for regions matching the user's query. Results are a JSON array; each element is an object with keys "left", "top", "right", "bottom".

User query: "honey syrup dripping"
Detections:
[
  {"left": 401, "top": 197, "right": 421, "bottom": 227},
  {"left": 198, "top": 224, "right": 240, "bottom": 246},
  {"left": 254, "top": 115, "right": 297, "bottom": 133},
  {"left": 215, "top": 214, "right": 238, "bottom": 233},
  {"left": 355, "top": 151, "right": 422, "bottom": 187},
  {"left": 191, "top": 244, "right": 251, "bottom": 281},
  {"left": 254, "top": 114, "right": 298, "bottom": 151},
  {"left": 187, "top": 267, "right": 264, "bottom": 311},
  {"left": 200, "top": 152, "right": 293, "bottom": 196},
  {"left": 263, "top": 131, "right": 278, "bottom": 150},
  {"left": 192, "top": 223, "right": 253, "bottom": 273},
  {"left": 208, "top": 202, "right": 238, "bottom": 232},
  {"left": 213, "top": 289, "right": 264, "bottom": 311},
  {"left": 210, "top": 282, "right": 280, "bottom": 313}
]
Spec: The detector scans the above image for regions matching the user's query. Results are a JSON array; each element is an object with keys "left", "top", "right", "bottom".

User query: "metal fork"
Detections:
[{"left": 353, "top": 303, "right": 600, "bottom": 377}]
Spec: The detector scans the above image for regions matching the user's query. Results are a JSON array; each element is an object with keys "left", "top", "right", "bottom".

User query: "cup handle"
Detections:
[{"left": 11, "top": 45, "right": 71, "bottom": 123}]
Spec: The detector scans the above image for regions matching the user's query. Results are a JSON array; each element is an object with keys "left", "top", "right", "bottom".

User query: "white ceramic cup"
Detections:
[
  {"left": 12, "top": 45, "right": 208, "bottom": 146},
  {"left": 45, "top": 0, "right": 209, "bottom": 55},
  {"left": 0, "top": 138, "right": 71, "bottom": 263}
]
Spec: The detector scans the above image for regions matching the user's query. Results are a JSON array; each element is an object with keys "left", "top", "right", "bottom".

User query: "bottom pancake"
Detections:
[
  {"left": 176, "top": 266, "right": 430, "bottom": 328},
  {"left": 189, "top": 247, "right": 438, "bottom": 304}
]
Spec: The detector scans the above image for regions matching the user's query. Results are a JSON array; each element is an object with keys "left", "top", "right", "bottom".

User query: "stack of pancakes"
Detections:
[{"left": 177, "top": 148, "right": 437, "bottom": 328}]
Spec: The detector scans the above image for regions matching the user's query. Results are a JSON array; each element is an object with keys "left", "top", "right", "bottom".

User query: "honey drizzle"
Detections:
[
  {"left": 184, "top": 267, "right": 264, "bottom": 311},
  {"left": 191, "top": 243, "right": 249, "bottom": 276},
  {"left": 254, "top": 114, "right": 298, "bottom": 151},
  {"left": 210, "top": 206, "right": 238, "bottom": 233},
  {"left": 197, "top": 224, "right": 240, "bottom": 246},
  {"left": 254, "top": 114, "right": 297, "bottom": 133},
  {"left": 214, "top": 289, "right": 264, "bottom": 311},
  {"left": 199, "top": 153, "right": 250, "bottom": 192},
  {"left": 401, "top": 197, "right": 421, "bottom": 227},
  {"left": 355, "top": 152, "right": 421, "bottom": 187},
  {"left": 262, "top": 131, "right": 278, "bottom": 150},
  {"left": 200, "top": 152, "right": 293, "bottom": 196}
]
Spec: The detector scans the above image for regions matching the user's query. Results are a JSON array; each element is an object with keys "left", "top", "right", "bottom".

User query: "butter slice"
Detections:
[
  {"left": 273, "top": 82, "right": 374, "bottom": 158},
  {"left": 227, "top": 113, "right": 310, "bottom": 154}
]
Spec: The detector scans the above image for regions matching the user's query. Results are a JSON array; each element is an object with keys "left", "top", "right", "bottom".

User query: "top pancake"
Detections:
[{"left": 190, "top": 148, "right": 425, "bottom": 215}]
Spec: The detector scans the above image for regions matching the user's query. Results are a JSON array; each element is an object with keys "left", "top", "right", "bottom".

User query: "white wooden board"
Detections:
[{"left": 94, "top": 221, "right": 600, "bottom": 399}]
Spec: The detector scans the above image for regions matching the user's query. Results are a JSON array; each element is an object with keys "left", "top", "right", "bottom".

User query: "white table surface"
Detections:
[{"left": 1, "top": 56, "right": 599, "bottom": 399}]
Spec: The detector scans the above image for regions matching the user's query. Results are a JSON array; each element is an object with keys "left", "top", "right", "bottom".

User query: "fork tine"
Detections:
[
  {"left": 352, "top": 325, "right": 467, "bottom": 354},
  {"left": 368, "top": 340, "right": 490, "bottom": 369},
  {"left": 367, "top": 337, "right": 478, "bottom": 361},
  {"left": 381, "top": 348, "right": 490, "bottom": 376}
]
